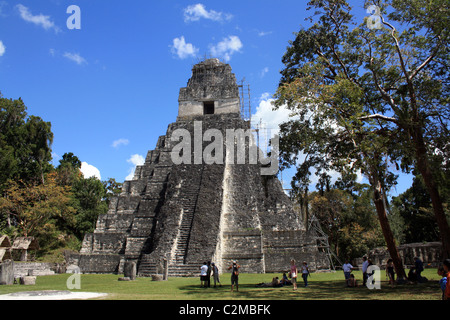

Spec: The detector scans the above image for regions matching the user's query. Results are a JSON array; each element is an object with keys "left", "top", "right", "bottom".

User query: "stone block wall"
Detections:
[
  {"left": 78, "top": 254, "right": 121, "bottom": 274},
  {"left": 365, "top": 242, "right": 443, "bottom": 267},
  {"left": 12, "top": 262, "right": 58, "bottom": 277},
  {"left": 77, "top": 60, "right": 326, "bottom": 276},
  {"left": 262, "top": 230, "right": 328, "bottom": 272}
]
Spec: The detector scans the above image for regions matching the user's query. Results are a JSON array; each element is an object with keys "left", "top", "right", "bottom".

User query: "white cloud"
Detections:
[
  {"left": 0, "top": 2, "right": 7, "bottom": 17},
  {"left": 63, "top": 52, "right": 87, "bottom": 65},
  {"left": 0, "top": 41, "right": 5, "bottom": 57},
  {"left": 112, "top": 138, "right": 129, "bottom": 148},
  {"left": 184, "top": 3, "right": 232, "bottom": 22},
  {"left": 258, "top": 31, "right": 273, "bottom": 37},
  {"left": 252, "top": 93, "right": 294, "bottom": 137},
  {"left": 125, "top": 154, "right": 145, "bottom": 181},
  {"left": 171, "top": 36, "right": 199, "bottom": 59},
  {"left": 209, "top": 36, "right": 242, "bottom": 62},
  {"left": 81, "top": 162, "right": 101, "bottom": 180},
  {"left": 253, "top": 94, "right": 364, "bottom": 188},
  {"left": 260, "top": 67, "right": 269, "bottom": 78},
  {"left": 16, "top": 4, "right": 60, "bottom": 33}
]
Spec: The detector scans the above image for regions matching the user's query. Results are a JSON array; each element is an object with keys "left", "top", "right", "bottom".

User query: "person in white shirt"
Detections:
[
  {"left": 301, "top": 261, "right": 310, "bottom": 287},
  {"left": 200, "top": 262, "right": 208, "bottom": 287},
  {"left": 362, "top": 256, "right": 369, "bottom": 286},
  {"left": 342, "top": 260, "right": 354, "bottom": 281}
]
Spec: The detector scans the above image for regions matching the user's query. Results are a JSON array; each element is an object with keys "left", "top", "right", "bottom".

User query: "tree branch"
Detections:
[
  {"left": 359, "top": 114, "right": 398, "bottom": 123},
  {"left": 409, "top": 37, "right": 441, "bottom": 79}
]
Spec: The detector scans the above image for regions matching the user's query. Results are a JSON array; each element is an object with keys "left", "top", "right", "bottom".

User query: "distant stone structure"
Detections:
[
  {"left": 11, "top": 237, "right": 39, "bottom": 261},
  {"left": 0, "top": 235, "right": 12, "bottom": 262},
  {"left": 77, "top": 59, "right": 327, "bottom": 276},
  {"left": 365, "top": 242, "right": 443, "bottom": 268}
]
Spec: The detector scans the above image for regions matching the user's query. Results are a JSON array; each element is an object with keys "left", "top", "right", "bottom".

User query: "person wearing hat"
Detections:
[{"left": 228, "top": 260, "right": 240, "bottom": 292}]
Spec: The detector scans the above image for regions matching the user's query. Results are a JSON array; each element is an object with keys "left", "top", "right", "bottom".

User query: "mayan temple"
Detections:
[{"left": 77, "top": 58, "right": 328, "bottom": 276}]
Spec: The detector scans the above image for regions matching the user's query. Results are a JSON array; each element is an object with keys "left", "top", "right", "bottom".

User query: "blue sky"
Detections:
[{"left": 0, "top": 1, "right": 412, "bottom": 196}]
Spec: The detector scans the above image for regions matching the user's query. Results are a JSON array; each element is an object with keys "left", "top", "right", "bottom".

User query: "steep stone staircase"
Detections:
[
  {"left": 170, "top": 165, "right": 204, "bottom": 265},
  {"left": 137, "top": 165, "right": 205, "bottom": 277}
]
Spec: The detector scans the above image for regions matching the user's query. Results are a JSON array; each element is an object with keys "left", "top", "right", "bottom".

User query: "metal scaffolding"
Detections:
[
  {"left": 238, "top": 79, "right": 251, "bottom": 122},
  {"left": 308, "top": 214, "right": 342, "bottom": 270}
]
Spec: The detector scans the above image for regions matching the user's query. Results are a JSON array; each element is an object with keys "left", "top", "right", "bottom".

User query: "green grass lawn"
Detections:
[{"left": 0, "top": 268, "right": 443, "bottom": 300}]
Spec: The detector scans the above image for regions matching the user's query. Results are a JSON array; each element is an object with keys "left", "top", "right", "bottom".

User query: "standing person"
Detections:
[
  {"left": 386, "top": 258, "right": 395, "bottom": 286},
  {"left": 443, "top": 259, "right": 450, "bottom": 301},
  {"left": 437, "top": 265, "right": 447, "bottom": 300},
  {"left": 206, "top": 261, "right": 212, "bottom": 288},
  {"left": 301, "top": 261, "right": 310, "bottom": 287},
  {"left": 414, "top": 257, "right": 424, "bottom": 282},
  {"left": 342, "top": 260, "right": 354, "bottom": 282},
  {"left": 200, "top": 262, "right": 208, "bottom": 287},
  {"left": 289, "top": 259, "right": 298, "bottom": 290},
  {"left": 212, "top": 262, "right": 222, "bottom": 287},
  {"left": 362, "top": 256, "right": 369, "bottom": 286},
  {"left": 228, "top": 261, "right": 240, "bottom": 292}
]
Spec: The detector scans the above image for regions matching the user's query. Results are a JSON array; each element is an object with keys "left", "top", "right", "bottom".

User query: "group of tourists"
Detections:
[
  {"left": 200, "top": 259, "right": 311, "bottom": 292},
  {"left": 200, "top": 260, "right": 240, "bottom": 291},
  {"left": 200, "top": 261, "right": 222, "bottom": 288},
  {"left": 343, "top": 256, "right": 450, "bottom": 300},
  {"left": 255, "top": 260, "right": 310, "bottom": 290},
  {"left": 200, "top": 257, "right": 450, "bottom": 299},
  {"left": 289, "top": 259, "right": 310, "bottom": 290}
]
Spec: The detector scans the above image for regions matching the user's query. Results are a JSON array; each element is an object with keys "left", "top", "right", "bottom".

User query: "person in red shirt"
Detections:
[{"left": 443, "top": 259, "right": 450, "bottom": 300}]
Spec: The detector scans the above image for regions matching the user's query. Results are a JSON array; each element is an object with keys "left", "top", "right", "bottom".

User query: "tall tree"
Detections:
[
  {"left": 56, "top": 152, "right": 82, "bottom": 186},
  {"left": 0, "top": 173, "right": 73, "bottom": 238},
  {"left": 275, "top": 1, "right": 449, "bottom": 277},
  {"left": 0, "top": 94, "right": 54, "bottom": 187}
]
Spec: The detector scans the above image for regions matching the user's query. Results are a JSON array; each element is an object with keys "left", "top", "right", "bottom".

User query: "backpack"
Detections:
[{"left": 233, "top": 265, "right": 239, "bottom": 276}]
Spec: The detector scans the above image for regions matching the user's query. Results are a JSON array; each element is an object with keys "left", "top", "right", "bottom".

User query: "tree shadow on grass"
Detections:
[{"left": 178, "top": 279, "right": 442, "bottom": 300}]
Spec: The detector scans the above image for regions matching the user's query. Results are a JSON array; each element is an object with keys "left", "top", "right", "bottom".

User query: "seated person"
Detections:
[
  {"left": 346, "top": 274, "right": 358, "bottom": 287},
  {"left": 272, "top": 277, "right": 283, "bottom": 287},
  {"left": 257, "top": 277, "right": 283, "bottom": 288},
  {"left": 281, "top": 273, "right": 292, "bottom": 285},
  {"left": 408, "top": 267, "right": 418, "bottom": 282}
]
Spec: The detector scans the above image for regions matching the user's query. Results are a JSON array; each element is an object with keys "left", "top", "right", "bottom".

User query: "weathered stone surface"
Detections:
[
  {"left": 364, "top": 242, "right": 443, "bottom": 267},
  {"left": 151, "top": 274, "right": 164, "bottom": 281},
  {"left": 78, "top": 254, "right": 121, "bottom": 274},
  {"left": 123, "top": 261, "right": 136, "bottom": 280},
  {"left": 13, "top": 262, "right": 58, "bottom": 278},
  {"left": 118, "top": 277, "right": 130, "bottom": 281},
  {"left": 20, "top": 276, "right": 36, "bottom": 285},
  {"left": 66, "top": 264, "right": 81, "bottom": 274},
  {"left": 0, "top": 260, "right": 14, "bottom": 285},
  {"left": 78, "top": 59, "right": 327, "bottom": 276}
]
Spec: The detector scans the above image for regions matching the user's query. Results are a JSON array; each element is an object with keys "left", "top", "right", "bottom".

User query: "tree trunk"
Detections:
[
  {"left": 371, "top": 174, "right": 407, "bottom": 279},
  {"left": 413, "top": 129, "right": 450, "bottom": 259}
]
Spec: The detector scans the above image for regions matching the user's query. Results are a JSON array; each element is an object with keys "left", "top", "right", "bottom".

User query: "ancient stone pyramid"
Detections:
[{"left": 78, "top": 59, "right": 327, "bottom": 276}]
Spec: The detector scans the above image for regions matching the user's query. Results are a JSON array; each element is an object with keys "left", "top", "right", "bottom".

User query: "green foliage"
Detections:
[
  {"left": 0, "top": 94, "right": 53, "bottom": 188},
  {"left": 391, "top": 168, "right": 450, "bottom": 244},
  {"left": 0, "top": 93, "right": 121, "bottom": 260},
  {"left": 0, "top": 173, "right": 75, "bottom": 255},
  {"left": 275, "top": 0, "right": 449, "bottom": 259},
  {"left": 309, "top": 175, "right": 385, "bottom": 261},
  {"left": 70, "top": 177, "right": 108, "bottom": 238}
]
